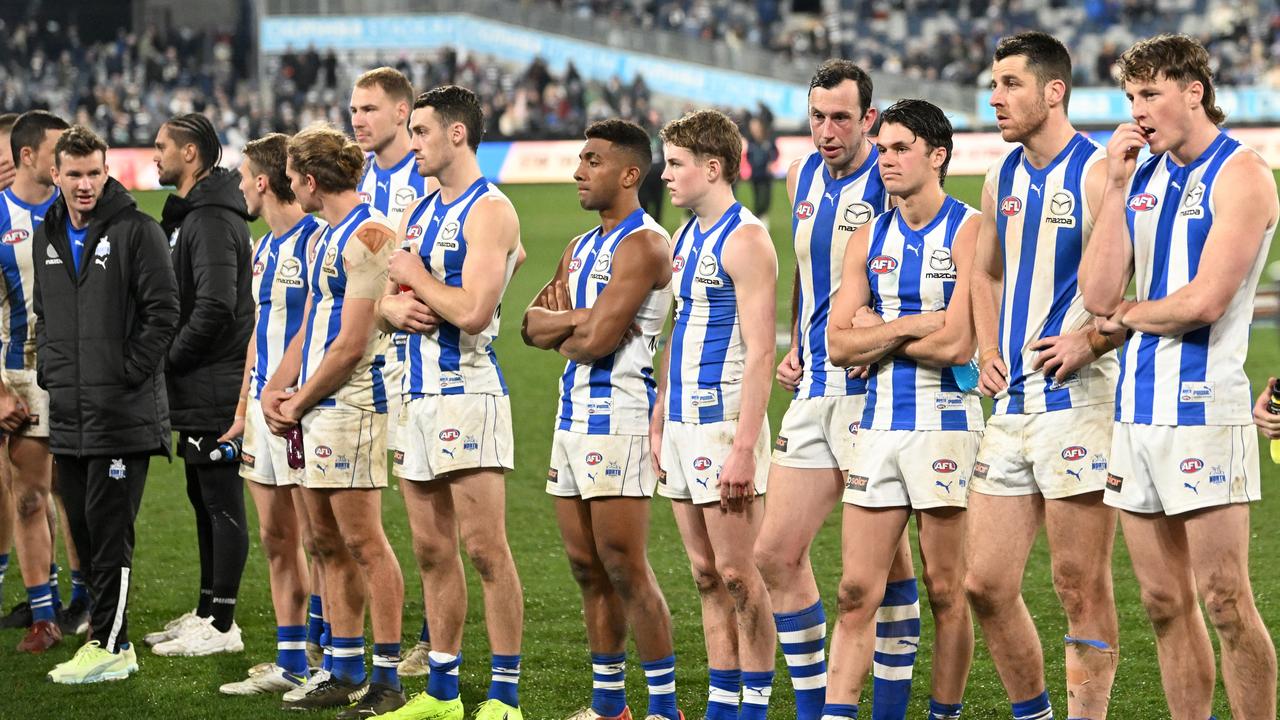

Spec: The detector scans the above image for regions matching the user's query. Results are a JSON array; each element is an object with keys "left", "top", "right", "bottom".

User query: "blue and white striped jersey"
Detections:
[
  {"left": 990, "top": 133, "right": 1117, "bottom": 415},
  {"left": 298, "top": 203, "right": 393, "bottom": 412},
  {"left": 666, "top": 203, "right": 766, "bottom": 424},
  {"left": 791, "top": 148, "right": 889, "bottom": 399},
  {"left": 1116, "top": 132, "right": 1274, "bottom": 426},
  {"left": 358, "top": 150, "right": 428, "bottom": 229},
  {"left": 249, "top": 214, "right": 325, "bottom": 399},
  {"left": 0, "top": 187, "right": 58, "bottom": 371},
  {"left": 557, "top": 208, "right": 672, "bottom": 435},
  {"left": 862, "top": 196, "right": 983, "bottom": 431},
  {"left": 403, "top": 178, "right": 517, "bottom": 397}
]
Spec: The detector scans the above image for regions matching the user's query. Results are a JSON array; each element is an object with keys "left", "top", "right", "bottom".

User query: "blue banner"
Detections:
[{"left": 976, "top": 87, "right": 1280, "bottom": 125}]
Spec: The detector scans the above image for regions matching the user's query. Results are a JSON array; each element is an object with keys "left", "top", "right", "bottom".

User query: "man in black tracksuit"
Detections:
[
  {"left": 34, "top": 126, "right": 179, "bottom": 682},
  {"left": 147, "top": 114, "right": 254, "bottom": 655}
]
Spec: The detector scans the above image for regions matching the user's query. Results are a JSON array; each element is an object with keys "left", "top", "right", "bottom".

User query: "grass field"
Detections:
[{"left": 1, "top": 176, "right": 1278, "bottom": 719}]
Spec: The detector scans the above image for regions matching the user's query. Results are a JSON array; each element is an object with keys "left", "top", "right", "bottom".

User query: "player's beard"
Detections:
[
  {"left": 1010, "top": 97, "right": 1052, "bottom": 145},
  {"left": 157, "top": 164, "right": 182, "bottom": 188}
]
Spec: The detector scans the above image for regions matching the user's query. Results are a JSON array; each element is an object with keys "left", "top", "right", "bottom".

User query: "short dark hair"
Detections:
[
  {"left": 585, "top": 119, "right": 653, "bottom": 179},
  {"left": 164, "top": 112, "right": 222, "bottom": 176},
  {"left": 1117, "top": 34, "right": 1225, "bottom": 125},
  {"left": 879, "top": 99, "right": 954, "bottom": 185},
  {"left": 11, "top": 110, "right": 70, "bottom": 167},
  {"left": 810, "top": 59, "right": 873, "bottom": 118},
  {"left": 413, "top": 85, "right": 484, "bottom": 152},
  {"left": 0, "top": 113, "right": 18, "bottom": 136},
  {"left": 53, "top": 125, "right": 109, "bottom": 167},
  {"left": 995, "top": 31, "right": 1074, "bottom": 110},
  {"left": 243, "top": 133, "right": 295, "bottom": 203}
]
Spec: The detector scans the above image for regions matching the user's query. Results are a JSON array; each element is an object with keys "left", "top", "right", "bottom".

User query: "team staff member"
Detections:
[
  {"left": 35, "top": 125, "right": 179, "bottom": 684},
  {"left": 145, "top": 113, "right": 254, "bottom": 657}
]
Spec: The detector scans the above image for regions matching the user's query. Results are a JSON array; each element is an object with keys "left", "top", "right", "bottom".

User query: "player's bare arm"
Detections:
[
  {"left": 827, "top": 222, "right": 942, "bottom": 368},
  {"left": 718, "top": 222, "right": 777, "bottom": 510},
  {"left": 899, "top": 214, "right": 980, "bottom": 367},
  {"left": 378, "top": 193, "right": 441, "bottom": 334},
  {"left": 558, "top": 229, "right": 670, "bottom": 362},
  {"left": 389, "top": 194, "right": 521, "bottom": 335},
  {"left": 1080, "top": 123, "right": 1144, "bottom": 318},
  {"left": 1117, "top": 151, "right": 1277, "bottom": 336},
  {"left": 520, "top": 236, "right": 581, "bottom": 349},
  {"left": 778, "top": 157, "right": 805, "bottom": 391},
  {"left": 971, "top": 177, "right": 1008, "bottom": 395}
]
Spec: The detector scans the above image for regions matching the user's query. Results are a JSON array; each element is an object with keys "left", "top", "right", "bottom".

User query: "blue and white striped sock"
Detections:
[
  {"left": 821, "top": 702, "right": 859, "bottom": 719},
  {"left": 372, "top": 642, "right": 401, "bottom": 690},
  {"left": 306, "top": 595, "right": 324, "bottom": 647},
  {"left": 331, "top": 636, "right": 366, "bottom": 684},
  {"left": 928, "top": 698, "right": 962, "bottom": 719},
  {"left": 70, "top": 570, "right": 89, "bottom": 604},
  {"left": 740, "top": 670, "right": 773, "bottom": 720},
  {"left": 775, "top": 599, "right": 828, "bottom": 720},
  {"left": 48, "top": 563, "right": 62, "bottom": 613},
  {"left": 277, "top": 625, "right": 309, "bottom": 677},
  {"left": 321, "top": 622, "right": 333, "bottom": 672},
  {"left": 488, "top": 654, "right": 521, "bottom": 707},
  {"left": 1011, "top": 691, "right": 1053, "bottom": 720},
  {"left": 706, "top": 668, "right": 740, "bottom": 720},
  {"left": 591, "top": 652, "right": 628, "bottom": 716},
  {"left": 427, "top": 651, "right": 462, "bottom": 701},
  {"left": 872, "top": 578, "right": 920, "bottom": 720},
  {"left": 26, "top": 583, "right": 55, "bottom": 622},
  {"left": 642, "top": 655, "right": 678, "bottom": 720}
]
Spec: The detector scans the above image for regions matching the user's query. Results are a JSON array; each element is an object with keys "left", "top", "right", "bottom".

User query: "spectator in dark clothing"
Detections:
[
  {"left": 745, "top": 115, "right": 778, "bottom": 222},
  {"left": 36, "top": 125, "right": 179, "bottom": 683},
  {"left": 148, "top": 112, "right": 254, "bottom": 656}
]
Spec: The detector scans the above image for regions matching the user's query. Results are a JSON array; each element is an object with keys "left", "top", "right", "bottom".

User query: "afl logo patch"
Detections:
[
  {"left": 932, "top": 459, "right": 958, "bottom": 473},
  {"left": 868, "top": 255, "right": 898, "bottom": 274},
  {"left": 358, "top": 191, "right": 372, "bottom": 204},
  {"left": 795, "top": 201, "right": 815, "bottom": 220},
  {"left": 253, "top": 261, "right": 265, "bottom": 276},
  {"left": 1179, "top": 458, "right": 1204, "bottom": 473},
  {"left": 314, "top": 445, "right": 333, "bottom": 458},
  {"left": 1062, "top": 446, "right": 1088, "bottom": 461},
  {"left": 568, "top": 258, "right": 583, "bottom": 272},
  {"left": 693, "top": 456, "right": 714, "bottom": 471},
  {"left": 1128, "top": 193, "right": 1158, "bottom": 212},
  {"left": 672, "top": 256, "right": 685, "bottom": 271},
  {"left": 585, "top": 452, "right": 603, "bottom": 466},
  {"left": 439, "top": 428, "right": 461, "bottom": 441},
  {"left": 2, "top": 229, "right": 28, "bottom": 244},
  {"left": 1000, "top": 196, "right": 1022, "bottom": 216},
  {"left": 406, "top": 225, "right": 424, "bottom": 240}
]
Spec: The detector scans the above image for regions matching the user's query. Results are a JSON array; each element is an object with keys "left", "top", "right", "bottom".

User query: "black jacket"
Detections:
[
  {"left": 160, "top": 167, "right": 254, "bottom": 433},
  {"left": 33, "top": 178, "right": 180, "bottom": 457}
]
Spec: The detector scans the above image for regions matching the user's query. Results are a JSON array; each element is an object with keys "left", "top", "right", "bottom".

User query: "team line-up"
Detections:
[{"left": 0, "top": 28, "right": 1277, "bottom": 720}]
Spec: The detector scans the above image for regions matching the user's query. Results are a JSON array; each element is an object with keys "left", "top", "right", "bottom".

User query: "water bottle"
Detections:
[
  {"left": 210, "top": 438, "right": 242, "bottom": 462},
  {"left": 953, "top": 359, "right": 980, "bottom": 393}
]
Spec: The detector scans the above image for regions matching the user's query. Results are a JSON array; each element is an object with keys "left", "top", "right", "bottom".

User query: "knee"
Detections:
[
  {"left": 753, "top": 539, "right": 801, "bottom": 587},
  {"left": 714, "top": 560, "right": 755, "bottom": 603},
  {"left": 964, "top": 571, "right": 1017, "bottom": 618},
  {"left": 308, "top": 531, "right": 346, "bottom": 563},
  {"left": 923, "top": 573, "right": 965, "bottom": 616},
  {"left": 835, "top": 578, "right": 876, "bottom": 617},
  {"left": 464, "top": 540, "right": 508, "bottom": 583},
  {"left": 1201, "top": 576, "right": 1251, "bottom": 636},
  {"left": 566, "top": 552, "right": 608, "bottom": 592},
  {"left": 595, "top": 543, "right": 643, "bottom": 599},
  {"left": 258, "top": 521, "right": 298, "bottom": 561},
  {"left": 1051, "top": 559, "right": 1097, "bottom": 620},
  {"left": 690, "top": 562, "right": 722, "bottom": 597},
  {"left": 14, "top": 488, "right": 46, "bottom": 520},
  {"left": 1138, "top": 586, "right": 1194, "bottom": 633}
]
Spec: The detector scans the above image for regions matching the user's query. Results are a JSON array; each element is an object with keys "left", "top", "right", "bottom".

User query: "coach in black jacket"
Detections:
[
  {"left": 34, "top": 126, "right": 178, "bottom": 679},
  {"left": 150, "top": 114, "right": 253, "bottom": 651}
]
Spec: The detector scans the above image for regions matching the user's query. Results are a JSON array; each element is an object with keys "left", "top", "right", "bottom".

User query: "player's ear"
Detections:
[
  {"left": 621, "top": 165, "right": 641, "bottom": 190},
  {"left": 1045, "top": 78, "right": 1067, "bottom": 108},
  {"left": 861, "top": 106, "right": 878, "bottom": 133},
  {"left": 1184, "top": 79, "right": 1204, "bottom": 109},
  {"left": 705, "top": 156, "right": 721, "bottom": 183}
]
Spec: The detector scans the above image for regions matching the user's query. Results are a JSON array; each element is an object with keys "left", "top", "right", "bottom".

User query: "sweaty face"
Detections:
[
  {"left": 573, "top": 138, "right": 628, "bottom": 211},
  {"left": 660, "top": 144, "right": 711, "bottom": 210},
  {"left": 989, "top": 55, "right": 1051, "bottom": 144},
  {"left": 1124, "top": 74, "right": 1196, "bottom": 156},
  {"left": 808, "top": 80, "right": 869, "bottom": 172},
  {"left": 875, "top": 122, "right": 942, "bottom": 197},
  {"left": 350, "top": 84, "right": 405, "bottom": 155},
  {"left": 53, "top": 152, "right": 108, "bottom": 215},
  {"left": 153, "top": 126, "right": 186, "bottom": 187},
  {"left": 285, "top": 158, "right": 320, "bottom": 213},
  {"left": 408, "top": 106, "right": 450, "bottom": 179}
]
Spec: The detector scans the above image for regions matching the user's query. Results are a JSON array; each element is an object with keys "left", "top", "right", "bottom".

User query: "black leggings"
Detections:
[{"left": 185, "top": 460, "right": 248, "bottom": 630}]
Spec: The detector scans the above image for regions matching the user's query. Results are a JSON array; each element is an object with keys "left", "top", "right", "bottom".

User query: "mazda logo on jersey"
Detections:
[
  {"left": 932, "top": 459, "right": 958, "bottom": 473},
  {"left": 868, "top": 255, "right": 898, "bottom": 274},
  {"left": 2, "top": 229, "right": 28, "bottom": 244},
  {"left": 279, "top": 257, "right": 302, "bottom": 278},
  {"left": 841, "top": 201, "right": 874, "bottom": 230},
  {"left": 795, "top": 200, "right": 815, "bottom": 220},
  {"left": 594, "top": 251, "right": 612, "bottom": 272},
  {"left": 693, "top": 456, "right": 714, "bottom": 471},
  {"left": 441, "top": 221, "right": 460, "bottom": 241},
  {"left": 1046, "top": 191, "right": 1077, "bottom": 227},
  {"left": 439, "top": 428, "right": 461, "bottom": 441},
  {"left": 1180, "top": 458, "right": 1204, "bottom": 473},
  {"left": 928, "top": 249, "right": 954, "bottom": 271},
  {"left": 1000, "top": 196, "right": 1022, "bottom": 216},
  {"left": 1062, "top": 446, "right": 1088, "bottom": 461},
  {"left": 395, "top": 188, "right": 417, "bottom": 207},
  {"left": 406, "top": 225, "right": 424, "bottom": 240},
  {"left": 1128, "top": 193, "right": 1158, "bottom": 212},
  {"left": 698, "top": 255, "right": 718, "bottom": 277}
]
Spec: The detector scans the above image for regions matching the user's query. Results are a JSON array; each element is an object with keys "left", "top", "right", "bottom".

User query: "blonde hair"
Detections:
[
  {"left": 286, "top": 124, "right": 365, "bottom": 194},
  {"left": 355, "top": 66, "right": 414, "bottom": 106},
  {"left": 660, "top": 109, "right": 742, "bottom": 183}
]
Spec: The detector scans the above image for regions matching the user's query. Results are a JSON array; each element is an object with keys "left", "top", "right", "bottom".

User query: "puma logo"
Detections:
[
  {"left": 905, "top": 243, "right": 921, "bottom": 256},
  {"left": 587, "top": 473, "right": 597, "bottom": 483},
  {"left": 695, "top": 478, "right": 709, "bottom": 489},
  {"left": 441, "top": 448, "right": 455, "bottom": 459},
  {"left": 1065, "top": 468, "right": 1082, "bottom": 482},
  {"left": 1029, "top": 184, "right": 1042, "bottom": 197},
  {"left": 187, "top": 437, "right": 203, "bottom": 452},
  {"left": 897, "top": 639, "right": 919, "bottom": 649},
  {"left": 1184, "top": 481, "right": 1200, "bottom": 494},
  {"left": 935, "top": 479, "right": 952, "bottom": 493},
  {"left": 824, "top": 191, "right": 837, "bottom": 205}
]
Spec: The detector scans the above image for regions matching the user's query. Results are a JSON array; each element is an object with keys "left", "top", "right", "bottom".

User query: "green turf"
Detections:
[{"left": 1, "top": 178, "right": 1277, "bottom": 719}]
